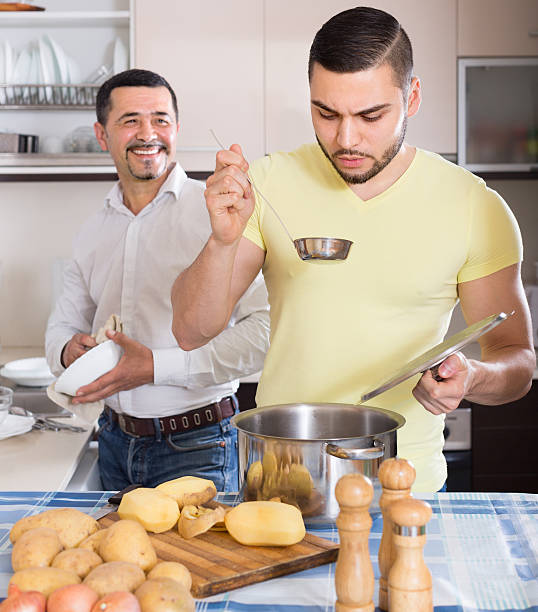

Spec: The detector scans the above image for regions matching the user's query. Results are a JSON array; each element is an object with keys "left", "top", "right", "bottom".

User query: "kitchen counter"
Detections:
[
  {"left": 0, "top": 491, "right": 537, "bottom": 610},
  {"left": 0, "top": 346, "right": 95, "bottom": 491}
]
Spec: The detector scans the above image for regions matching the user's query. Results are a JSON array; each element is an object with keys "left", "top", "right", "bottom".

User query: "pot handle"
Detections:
[{"left": 325, "top": 441, "right": 385, "bottom": 460}]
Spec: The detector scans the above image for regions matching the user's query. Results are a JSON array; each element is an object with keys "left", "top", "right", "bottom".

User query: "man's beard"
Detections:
[
  {"left": 317, "top": 116, "right": 407, "bottom": 184},
  {"left": 125, "top": 140, "right": 169, "bottom": 181}
]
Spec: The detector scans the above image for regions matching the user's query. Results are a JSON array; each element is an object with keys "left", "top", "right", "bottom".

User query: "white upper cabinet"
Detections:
[
  {"left": 134, "top": 0, "right": 264, "bottom": 171},
  {"left": 458, "top": 0, "right": 538, "bottom": 56},
  {"left": 265, "top": 0, "right": 457, "bottom": 155}
]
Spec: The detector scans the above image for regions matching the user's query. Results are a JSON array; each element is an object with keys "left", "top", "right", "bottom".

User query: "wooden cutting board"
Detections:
[{"left": 98, "top": 511, "right": 338, "bottom": 598}]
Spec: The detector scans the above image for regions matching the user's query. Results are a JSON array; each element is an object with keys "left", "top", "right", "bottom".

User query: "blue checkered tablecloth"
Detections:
[{"left": 0, "top": 491, "right": 536, "bottom": 611}]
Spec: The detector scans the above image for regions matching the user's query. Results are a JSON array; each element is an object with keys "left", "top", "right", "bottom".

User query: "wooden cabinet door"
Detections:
[
  {"left": 265, "top": 0, "right": 457, "bottom": 155},
  {"left": 458, "top": 0, "right": 538, "bottom": 56},
  {"left": 133, "top": 0, "right": 264, "bottom": 171}
]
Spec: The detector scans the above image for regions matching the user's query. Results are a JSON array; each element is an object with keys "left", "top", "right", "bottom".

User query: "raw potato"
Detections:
[
  {"left": 83, "top": 561, "right": 145, "bottom": 598},
  {"left": 118, "top": 488, "right": 180, "bottom": 533},
  {"left": 135, "top": 577, "right": 195, "bottom": 612},
  {"left": 178, "top": 505, "right": 226, "bottom": 539},
  {"left": 51, "top": 548, "right": 103, "bottom": 578},
  {"left": 155, "top": 476, "right": 216, "bottom": 509},
  {"left": 78, "top": 528, "right": 108, "bottom": 553},
  {"left": 225, "top": 501, "right": 305, "bottom": 546},
  {"left": 11, "top": 526, "right": 63, "bottom": 571},
  {"left": 10, "top": 508, "right": 99, "bottom": 548},
  {"left": 147, "top": 561, "right": 192, "bottom": 591},
  {"left": 9, "top": 566, "right": 81, "bottom": 597},
  {"left": 99, "top": 520, "right": 157, "bottom": 571}
]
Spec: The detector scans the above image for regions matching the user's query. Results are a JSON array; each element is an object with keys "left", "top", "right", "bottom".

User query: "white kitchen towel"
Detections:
[{"left": 46, "top": 383, "right": 103, "bottom": 425}]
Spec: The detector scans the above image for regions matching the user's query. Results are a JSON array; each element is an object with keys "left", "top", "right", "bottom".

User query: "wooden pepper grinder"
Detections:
[
  {"left": 334, "top": 473, "right": 374, "bottom": 612},
  {"left": 388, "top": 497, "right": 433, "bottom": 612},
  {"left": 377, "top": 458, "right": 416, "bottom": 611}
]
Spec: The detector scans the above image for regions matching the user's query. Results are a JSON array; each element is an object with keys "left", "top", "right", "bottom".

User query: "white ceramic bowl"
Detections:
[
  {"left": 0, "top": 357, "right": 55, "bottom": 387},
  {"left": 55, "top": 340, "right": 122, "bottom": 396}
]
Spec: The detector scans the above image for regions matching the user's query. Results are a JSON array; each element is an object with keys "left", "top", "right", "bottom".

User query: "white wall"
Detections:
[{"left": 0, "top": 180, "right": 113, "bottom": 347}]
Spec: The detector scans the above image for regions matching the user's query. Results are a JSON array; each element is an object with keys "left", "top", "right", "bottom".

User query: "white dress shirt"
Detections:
[{"left": 46, "top": 163, "right": 269, "bottom": 418}]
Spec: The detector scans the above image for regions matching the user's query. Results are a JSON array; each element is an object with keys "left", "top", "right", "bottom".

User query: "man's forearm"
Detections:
[
  {"left": 465, "top": 346, "right": 535, "bottom": 405},
  {"left": 172, "top": 236, "right": 240, "bottom": 350}
]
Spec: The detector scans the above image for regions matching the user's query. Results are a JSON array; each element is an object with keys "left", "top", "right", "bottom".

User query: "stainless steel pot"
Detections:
[{"left": 232, "top": 403, "right": 405, "bottom": 524}]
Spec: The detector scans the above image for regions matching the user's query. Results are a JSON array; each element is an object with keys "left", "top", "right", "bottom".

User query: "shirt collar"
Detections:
[{"left": 104, "top": 162, "right": 188, "bottom": 214}]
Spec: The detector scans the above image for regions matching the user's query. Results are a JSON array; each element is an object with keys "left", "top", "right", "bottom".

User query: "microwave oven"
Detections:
[{"left": 458, "top": 57, "right": 538, "bottom": 172}]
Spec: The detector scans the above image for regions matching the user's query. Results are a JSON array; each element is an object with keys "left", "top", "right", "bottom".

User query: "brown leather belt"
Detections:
[{"left": 105, "top": 396, "right": 235, "bottom": 437}]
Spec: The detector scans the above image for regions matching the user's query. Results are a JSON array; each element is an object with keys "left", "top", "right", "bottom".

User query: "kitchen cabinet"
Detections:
[
  {"left": 0, "top": 0, "right": 132, "bottom": 176},
  {"left": 471, "top": 380, "right": 538, "bottom": 493},
  {"left": 458, "top": 0, "right": 538, "bottom": 56},
  {"left": 264, "top": 0, "right": 457, "bottom": 155},
  {"left": 133, "top": 0, "right": 264, "bottom": 172}
]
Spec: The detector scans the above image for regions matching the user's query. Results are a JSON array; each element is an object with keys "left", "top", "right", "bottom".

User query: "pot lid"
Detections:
[{"left": 360, "top": 311, "right": 513, "bottom": 403}]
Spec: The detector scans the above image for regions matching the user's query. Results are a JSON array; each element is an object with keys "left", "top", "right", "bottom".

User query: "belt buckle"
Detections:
[{"left": 118, "top": 414, "right": 140, "bottom": 438}]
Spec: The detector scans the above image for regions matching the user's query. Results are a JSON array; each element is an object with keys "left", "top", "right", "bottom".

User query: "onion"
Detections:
[
  {"left": 46, "top": 584, "right": 99, "bottom": 612},
  {"left": 0, "top": 584, "right": 46, "bottom": 612}
]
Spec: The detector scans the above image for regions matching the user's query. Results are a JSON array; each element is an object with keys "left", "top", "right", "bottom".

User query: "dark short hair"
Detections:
[
  {"left": 308, "top": 7, "right": 413, "bottom": 95},
  {"left": 95, "top": 69, "right": 179, "bottom": 125}
]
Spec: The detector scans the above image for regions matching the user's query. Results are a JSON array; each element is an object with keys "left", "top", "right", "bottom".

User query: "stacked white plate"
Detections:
[
  {"left": 0, "top": 414, "right": 34, "bottom": 441},
  {"left": 0, "top": 357, "right": 55, "bottom": 387}
]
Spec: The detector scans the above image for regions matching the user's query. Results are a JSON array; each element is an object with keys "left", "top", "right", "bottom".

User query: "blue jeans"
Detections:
[{"left": 97, "top": 408, "right": 238, "bottom": 492}]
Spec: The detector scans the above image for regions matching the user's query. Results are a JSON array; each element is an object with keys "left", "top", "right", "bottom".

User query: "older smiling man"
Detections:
[
  {"left": 171, "top": 7, "right": 535, "bottom": 493},
  {"left": 46, "top": 69, "right": 269, "bottom": 492}
]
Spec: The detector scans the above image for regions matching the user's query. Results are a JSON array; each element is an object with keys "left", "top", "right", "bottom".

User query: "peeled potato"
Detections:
[
  {"left": 11, "top": 526, "right": 63, "bottom": 571},
  {"left": 10, "top": 566, "right": 81, "bottom": 597},
  {"left": 51, "top": 548, "right": 103, "bottom": 578},
  {"left": 155, "top": 476, "right": 216, "bottom": 509},
  {"left": 147, "top": 561, "right": 192, "bottom": 591},
  {"left": 135, "top": 577, "right": 195, "bottom": 612},
  {"left": 99, "top": 520, "right": 157, "bottom": 572},
  {"left": 225, "top": 501, "right": 305, "bottom": 546},
  {"left": 118, "top": 487, "right": 180, "bottom": 533},
  {"left": 288, "top": 463, "right": 314, "bottom": 498},
  {"left": 83, "top": 561, "right": 145, "bottom": 598},
  {"left": 10, "top": 508, "right": 99, "bottom": 548}
]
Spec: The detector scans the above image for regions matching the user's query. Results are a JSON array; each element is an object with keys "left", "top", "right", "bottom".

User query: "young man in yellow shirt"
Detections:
[{"left": 171, "top": 7, "right": 535, "bottom": 491}]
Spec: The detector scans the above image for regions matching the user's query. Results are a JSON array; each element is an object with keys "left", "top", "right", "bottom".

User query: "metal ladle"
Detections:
[{"left": 209, "top": 130, "right": 353, "bottom": 261}]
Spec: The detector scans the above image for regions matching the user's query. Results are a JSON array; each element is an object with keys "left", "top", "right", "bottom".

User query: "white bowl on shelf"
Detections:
[{"left": 55, "top": 340, "right": 122, "bottom": 396}]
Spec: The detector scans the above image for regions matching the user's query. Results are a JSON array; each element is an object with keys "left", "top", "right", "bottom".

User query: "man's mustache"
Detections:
[
  {"left": 126, "top": 140, "right": 168, "bottom": 152},
  {"left": 333, "top": 149, "right": 373, "bottom": 159}
]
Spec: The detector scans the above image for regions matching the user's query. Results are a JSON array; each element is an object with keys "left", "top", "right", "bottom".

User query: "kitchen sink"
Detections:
[{"left": 12, "top": 388, "right": 72, "bottom": 418}]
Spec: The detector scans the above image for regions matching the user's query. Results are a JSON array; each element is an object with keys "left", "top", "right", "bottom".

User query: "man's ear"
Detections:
[
  {"left": 94, "top": 121, "right": 108, "bottom": 151},
  {"left": 407, "top": 76, "right": 421, "bottom": 118}
]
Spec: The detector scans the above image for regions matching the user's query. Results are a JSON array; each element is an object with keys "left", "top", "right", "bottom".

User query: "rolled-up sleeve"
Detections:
[{"left": 178, "top": 273, "right": 270, "bottom": 389}]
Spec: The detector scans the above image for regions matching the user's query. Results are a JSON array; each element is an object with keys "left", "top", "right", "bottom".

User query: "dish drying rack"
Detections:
[{"left": 0, "top": 83, "right": 99, "bottom": 109}]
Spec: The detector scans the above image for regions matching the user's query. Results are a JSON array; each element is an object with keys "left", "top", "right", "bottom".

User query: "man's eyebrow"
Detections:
[
  {"left": 311, "top": 100, "right": 391, "bottom": 115},
  {"left": 116, "top": 111, "right": 172, "bottom": 121}
]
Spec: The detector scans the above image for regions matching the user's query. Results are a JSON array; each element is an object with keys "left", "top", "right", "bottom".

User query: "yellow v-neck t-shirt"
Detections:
[{"left": 244, "top": 143, "right": 522, "bottom": 491}]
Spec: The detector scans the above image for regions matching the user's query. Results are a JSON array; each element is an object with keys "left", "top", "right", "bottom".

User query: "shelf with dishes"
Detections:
[{"left": 0, "top": 82, "right": 99, "bottom": 108}]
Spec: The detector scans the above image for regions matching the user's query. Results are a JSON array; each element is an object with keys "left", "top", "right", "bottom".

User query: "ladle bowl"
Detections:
[{"left": 294, "top": 237, "right": 353, "bottom": 261}]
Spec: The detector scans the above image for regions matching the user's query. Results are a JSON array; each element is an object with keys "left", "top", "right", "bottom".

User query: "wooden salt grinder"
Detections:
[
  {"left": 377, "top": 458, "right": 416, "bottom": 611},
  {"left": 334, "top": 473, "right": 374, "bottom": 612},
  {"left": 388, "top": 497, "right": 433, "bottom": 612}
]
